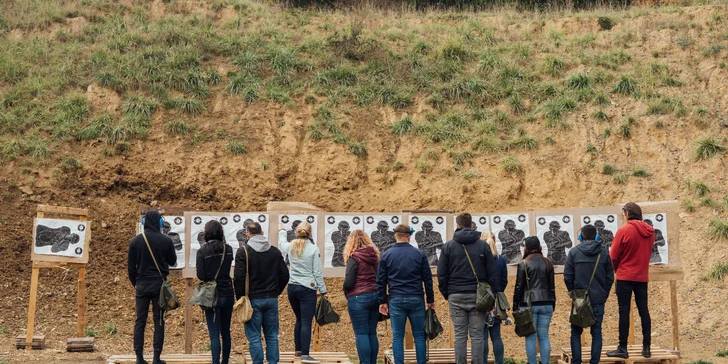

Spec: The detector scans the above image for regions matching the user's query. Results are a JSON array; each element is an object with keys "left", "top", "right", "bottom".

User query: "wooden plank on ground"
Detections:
[
  {"left": 67, "top": 337, "right": 94, "bottom": 352},
  {"left": 108, "top": 354, "right": 212, "bottom": 363},
  {"left": 15, "top": 334, "right": 45, "bottom": 350},
  {"left": 244, "top": 352, "right": 351, "bottom": 364}
]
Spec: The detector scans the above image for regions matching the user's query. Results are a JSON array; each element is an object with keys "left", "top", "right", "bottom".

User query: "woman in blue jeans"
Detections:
[
  {"left": 481, "top": 232, "right": 508, "bottom": 364},
  {"left": 512, "top": 237, "right": 556, "bottom": 364},
  {"left": 279, "top": 222, "right": 327, "bottom": 364},
  {"left": 196, "top": 220, "right": 235, "bottom": 364},
  {"left": 342, "top": 230, "right": 380, "bottom": 364}
]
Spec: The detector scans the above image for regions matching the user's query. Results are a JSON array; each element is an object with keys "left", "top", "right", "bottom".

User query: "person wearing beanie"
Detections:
[
  {"left": 607, "top": 202, "right": 655, "bottom": 359},
  {"left": 513, "top": 236, "right": 555, "bottom": 364},
  {"left": 128, "top": 210, "right": 177, "bottom": 364},
  {"left": 565, "top": 224, "right": 614, "bottom": 364}
]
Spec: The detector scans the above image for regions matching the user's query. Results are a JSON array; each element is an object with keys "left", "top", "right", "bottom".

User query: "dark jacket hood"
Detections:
[
  {"left": 629, "top": 220, "right": 655, "bottom": 238},
  {"left": 576, "top": 240, "right": 601, "bottom": 256},
  {"left": 352, "top": 245, "right": 378, "bottom": 266},
  {"left": 143, "top": 210, "right": 163, "bottom": 232},
  {"left": 452, "top": 228, "right": 481, "bottom": 245}
]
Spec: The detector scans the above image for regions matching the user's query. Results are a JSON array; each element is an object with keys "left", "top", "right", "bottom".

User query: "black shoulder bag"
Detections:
[
  {"left": 569, "top": 253, "right": 600, "bottom": 328},
  {"left": 513, "top": 260, "right": 537, "bottom": 337}
]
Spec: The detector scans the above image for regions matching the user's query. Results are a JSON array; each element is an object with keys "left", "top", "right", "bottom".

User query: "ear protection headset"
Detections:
[
  {"left": 393, "top": 227, "right": 415, "bottom": 235},
  {"left": 577, "top": 231, "right": 599, "bottom": 243},
  {"left": 141, "top": 215, "right": 165, "bottom": 229}
]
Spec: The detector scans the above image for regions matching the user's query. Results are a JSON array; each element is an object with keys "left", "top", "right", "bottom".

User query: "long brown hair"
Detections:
[
  {"left": 291, "top": 221, "right": 312, "bottom": 259},
  {"left": 344, "top": 230, "right": 380, "bottom": 264},
  {"left": 480, "top": 231, "right": 498, "bottom": 258}
]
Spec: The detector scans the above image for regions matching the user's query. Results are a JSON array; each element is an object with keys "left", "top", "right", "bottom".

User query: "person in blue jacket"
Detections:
[
  {"left": 481, "top": 231, "right": 508, "bottom": 364},
  {"left": 377, "top": 224, "right": 435, "bottom": 364}
]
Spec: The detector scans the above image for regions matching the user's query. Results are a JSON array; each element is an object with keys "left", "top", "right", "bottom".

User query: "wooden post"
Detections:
[
  {"left": 670, "top": 280, "right": 680, "bottom": 351},
  {"left": 185, "top": 278, "right": 193, "bottom": 354},
  {"left": 313, "top": 323, "right": 322, "bottom": 352},
  {"left": 77, "top": 266, "right": 86, "bottom": 337},
  {"left": 25, "top": 265, "right": 40, "bottom": 350}
]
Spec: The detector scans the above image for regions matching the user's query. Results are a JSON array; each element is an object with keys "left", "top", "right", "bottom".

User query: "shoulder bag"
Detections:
[
  {"left": 513, "top": 260, "right": 537, "bottom": 337},
  {"left": 569, "top": 253, "right": 600, "bottom": 328},
  {"left": 233, "top": 246, "right": 254, "bottom": 323},
  {"left": 141, "top": 231, "right": 180, "bottom": 322},
  {"left": 189, "top": 243, "right": 226, "bottom": 310},
  {"left": 462, "top": 244, "right": 495, "bottom": 312}
]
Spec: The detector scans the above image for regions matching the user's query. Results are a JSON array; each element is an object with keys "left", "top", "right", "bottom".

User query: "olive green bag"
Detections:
[
  {"left": 189, "top": 243, "right": 226, "bottom": 311},
  {"left": 462, "top": 243, "right": 495, "bottom": 313},
  {"left": 513, "top": 261, "right": 537, "bottom": 337},
  {"left": 569, "top": 253, "right": 600, "bottom": 329}
]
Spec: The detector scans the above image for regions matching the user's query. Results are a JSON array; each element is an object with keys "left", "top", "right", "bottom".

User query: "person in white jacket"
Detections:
[{"left": 278, "top": 222, "right": 326, "bottom": 363}]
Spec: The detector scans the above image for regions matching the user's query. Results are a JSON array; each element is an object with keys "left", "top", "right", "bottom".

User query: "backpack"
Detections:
[
  {"left": 569, "top": 253, "right": 601, "bottom": 328},
  {"left": 461, "top": 243, "right": 495, "bottom": 312}
]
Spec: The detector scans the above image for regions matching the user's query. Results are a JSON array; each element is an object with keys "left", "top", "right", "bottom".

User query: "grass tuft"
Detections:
[
  {"left": 602, "top": 164, "right": 616, "bottom": 175},
  {"left": 613, "top": 172, "right": 628, "bottom": 184},
  {"left": 122, "top": 95, "right": 157, "bottom": 117},
  {"left": 632, "top": 169, "right": 648, "bottom": 177},
  {"left": 166, "top": 120, "right": 194, "bottom": 135},
  {"left": 226, "top": 140, "right": 247, "bottom": 155},
  {"left": 348, "top": 140, "right": 367, "bottom": 157},
  {"left": 416, "top": 160, "right": 432, "bottom": 173},
  {"left": 716, "top": 349, "right": 728, "bottom": 357},
  {"left": 598, "top": 17, "right": 615, "bottom": 31},
  {"left": 708, "top": 219, "right": 728, "bottom": 241},
  {"left": 568, "top": 72, "right": 591, "bottom": 89},
  {"left": 695, "top": 137, "right": 726, "bottom": 160},
  {"left": 501, "top": 156, "right": 522, "bottom": 175},
  {"left": 613, "top": 75, "right": 637, "bottom": 95},
  {"left": 390, "top": 116, "right": 414, "bottom": 136}
]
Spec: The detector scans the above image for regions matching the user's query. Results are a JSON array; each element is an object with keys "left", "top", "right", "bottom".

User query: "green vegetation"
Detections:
[
  {"left": 708, "top": 219, "right": 728, "bottom": 241},
  {"left": 103, "top": 322, "right": 119, "bottom": 336},
  {"left": 598, "top": 17, "right": 615, "bottom": 30},
  {"left": 226, "top": 140, "right": 247, "bottom": 155},
  {"left": 586, "top": 144, "right": 597, "bottom": 153},
  {"left": 0, "top": 326, "right": 8, "bottom": 334},
  {"left": 84, "top": 328, "right": 99, "bottom": 337},
  {"left": 59, "top": 156, "right": 82, "bottom": 172},
  {"left": 716, "top": 349, "right": 728, "bottom": 357},
  {"left": 612, "top": 173, "right": 628, "bottom": 184},
  {"left": 166, "top": 120, "right": 194, "bottom": 135},
  {"left": 348, "top": 140, "right": 367, "bottom": 157},
  {"left": 602, "top": 164, "right": 616, "bottom": 175},
  {"left": 632, "top": 169, "right": 648, "bottom": 177},
  {"left": 695, "top": 137, "right": 726, "bottom": 160},
  {"left": 690, "top": 181, "right": 710, "bottom": 197},
  {"left": 416, "top": 160, "right": 432, "bottom": 174},
  {"left": 501, "top": 156, "right": 522, "bottom": 175},
  {"left": 682, "top": 199, "right": 696, "bottom": 212}
]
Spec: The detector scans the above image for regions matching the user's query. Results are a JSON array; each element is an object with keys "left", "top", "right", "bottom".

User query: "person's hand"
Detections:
[
  {"left": 379, "top": 303, "right": 389, "bottom": 316},
  {"left": 279, "top": 223, "right": 286, "bottom": 231},
  {"left": 427, "top": 302, "right": 436, "bottom": 310}
]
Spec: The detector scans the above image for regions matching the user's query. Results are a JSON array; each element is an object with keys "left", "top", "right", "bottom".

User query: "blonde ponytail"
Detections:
[
  {"left": 481, "top": 231, "right": 498, "bottom": 257},
  {"left": 291, "top": 221, "right": 312, "bottom": 259}
]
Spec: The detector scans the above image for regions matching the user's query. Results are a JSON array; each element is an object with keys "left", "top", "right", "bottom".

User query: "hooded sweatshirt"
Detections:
[
  {"left": 437, "top": 228, "right": 497, "bottom": 300},
  {"left": 564, "top": 239, "right": 614, "bottom": 304},
  {"left": 343, "top": 245, "right": 379, "bottom": 298},
  {"left": 610, "top": 220, "right": 655, "bottom": 282},
  {"left": 127, "top": 210, "right": 177, "bottom": 287},
  {"left": 234, "top": 234, "right": 289, "bottom": 300}
]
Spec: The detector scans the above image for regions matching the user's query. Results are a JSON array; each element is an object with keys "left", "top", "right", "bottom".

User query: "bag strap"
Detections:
[
  {"left": 586, "top": 253, "right": 601, "bottom": 292},
  {"left": 522, "top": 260, "right": 532, "bottom": 308},
  {"left": 243, "top": 246, "right": 249, "bottom": 297},
  {"left": 213, "top": 243, "right": 226, "bottom": 281},
  {"left": 461, "top": 243, "right": 479, "bottom": 282},
  {"left": 141, "top": 231, "right": 163, "bottom": 279}
]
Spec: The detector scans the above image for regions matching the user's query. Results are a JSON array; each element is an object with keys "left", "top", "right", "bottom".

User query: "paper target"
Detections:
[
  {"left": 644, "top": 213, "right": 668, "bottom": 265},
  {"left": 34, "top": 218, "right": 87, "bottom": 258},
  {"left": 189, "top": 215, "right": 235, "bottom": 268},
  {"left": 230, "top": 213, "right": 269, "bottom": 249},
  {"left": 324, "top": 215, "right": 363, "bottom": 268},
  {"left": 279, "top": 214, "right": 318, "bottom": 263},
  {"left": 580, "top": 214, "right": 618, "bottom": 251},
  {"left": 364, "top": 215, "right": 400, "bottom": 255},
  {"left": 138, "top": 215, "right": 186, "bottom": 269},
  {"left": 452, "top": 215, "right": 490, "bottom": 233},
  {"left": 409, "top": 215, "right": 446, "bottom": 266},
  {"left": 492, "top": 214, "right": 530, "bottom": 265},
  {"left": 536, "top": 215, "right": 574, "bottom": 266}
]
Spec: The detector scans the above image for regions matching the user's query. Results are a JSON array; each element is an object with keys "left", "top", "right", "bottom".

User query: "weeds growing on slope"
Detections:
[
  {"left": 708, "top": 219, "right": 728, "bottom": 241},
  {"left": 695, "top": 137, "right": 726, "bottom": 160}
]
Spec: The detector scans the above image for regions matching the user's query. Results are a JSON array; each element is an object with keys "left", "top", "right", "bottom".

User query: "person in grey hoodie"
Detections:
[
  {"left": 278, "top": 222, "right": 326, "bottom": 364},
  {"left": 564, "top": 224, "right": 614, "bottom": 364},
  {"left": 235, "top": 222, "right": 289, "bottom": 364}
]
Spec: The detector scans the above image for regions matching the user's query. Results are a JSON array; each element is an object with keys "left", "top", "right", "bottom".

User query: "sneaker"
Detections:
[
  {"left": 606, "top": 346, "right": 629, "bottom": 359},
  {"left": 301, "top": 355, "right": 320, "bottom": 363},
  {"left": 642, "top": 346, "right": 651, "bottom": 358}
]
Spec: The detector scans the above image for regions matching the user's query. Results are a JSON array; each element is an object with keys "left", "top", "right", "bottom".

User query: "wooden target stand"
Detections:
[{"left": 21, "top": 205, "right": 94, "bottom": 352}]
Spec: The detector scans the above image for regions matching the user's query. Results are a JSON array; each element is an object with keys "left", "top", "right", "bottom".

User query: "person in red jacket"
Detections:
[{"left": 606, "top": 202, "right": 655, "bottom": 359}]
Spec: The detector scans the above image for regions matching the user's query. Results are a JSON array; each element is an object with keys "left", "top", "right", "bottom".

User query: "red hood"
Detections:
[
  {"left": 352, "top": 245, "right": 379, "bottom": 266},
  {"left": 629, "top": 220, "right": 654, "bottom": 238}
]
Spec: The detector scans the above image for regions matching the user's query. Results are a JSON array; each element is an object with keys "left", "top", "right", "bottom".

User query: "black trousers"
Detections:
[
  {"left": 134, "top": 280, "right": 165, "bottom": 355},
  {"left": 616, "top": 280, "right": 651, "bottom": 347}
]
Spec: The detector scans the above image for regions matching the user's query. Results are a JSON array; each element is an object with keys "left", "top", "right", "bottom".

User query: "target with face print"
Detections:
[
  {"left": 137, "top": 215, "right": 186, "bottom": 269},
  {"left": 452, "top": 215, "right": 490, "bottom": 234},
  {"left": 364, "top": 215, "right": 401, "bottom": 255},
  {"left": 536, "top": 215, "right": 575, "bottom": 266},
  {"left": 188, "top": 215, "right": 235, "bottom": 268},
  {"left": 409, "top": 215, "right": 446, "bottom": 266},
  {"left": 580, "top": 214, "right": 618, "bottom": 251},
  {"left": 324, "top": 215, "right": 364, "bottom": 268},
  {"left": 491, "top": 214, "right": 530, "bottom": 265},
  {"left": 230, "top": 213, "right": 270, "bottom": 249},
  {"left": 643, "top": 213, "right": 668, "bottom": 265},
  {"left": 34, "top": 218, "right": 88, "bottom": 259}
]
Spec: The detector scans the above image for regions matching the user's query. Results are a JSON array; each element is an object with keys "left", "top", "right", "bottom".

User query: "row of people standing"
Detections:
[{"left": 129, "top": 202, "right": 655, "bottom": 364}]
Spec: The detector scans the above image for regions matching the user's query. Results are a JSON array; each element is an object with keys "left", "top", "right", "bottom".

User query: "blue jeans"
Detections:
[
  {"left": 483, "top": 322, "right": 504, "bottom": 364},
  {"left": 389, "top": 296, "right": 426, "bottom": 364},
  {"left": 570, "top": 304, "right": 605, "bottom": 364},
  {"left": 523, "top": 305, "right": 553, "bottom": 364},
  {"left": 244, "top": 298, "right": 280, "bottom": 364},
  {"left": 205, "top": 296, "right": 234, "bottom": 364},
  {"left": 288, "top": 284, "right": 318, "bottom": 355},
  {"left": 347, "top": 292, "right": 380, "bottom": 364}
]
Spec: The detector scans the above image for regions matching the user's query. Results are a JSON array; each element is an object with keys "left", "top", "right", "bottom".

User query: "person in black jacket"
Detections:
[
  {"left": 128, "top": 210, "right": 177, "bottom": 364},
  {"left": 513, "top": 237, "right": 555, "bottom": 364},
  {"left": 437, "top": 213, "right": 496, "bottom": 364},
  {"left": 565, "top": 224, "right": 614, "bottom": 364},
  {"left": 197, "top": 220, "right": 235, "bottom": 364},
  {"left": 234, "top": 222, "right": 289, "bottom": 364}
]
